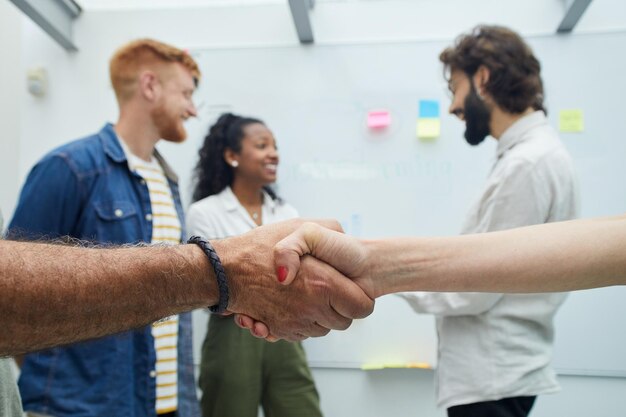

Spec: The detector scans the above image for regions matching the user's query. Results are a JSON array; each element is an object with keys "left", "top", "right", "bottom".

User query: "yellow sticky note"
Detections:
[
  {"left": 383, "top": 363, "right": 407, "bottom": 369},
  {"left": 417, "top": 118, "right": 441, "bottom": 139},
  {"left": 559, "top": 109, "right": 584, "bottom": 132},
  {"left": 406, "top": 362, "right": 431, "bottom": 369},
  {"left": 361, "top": 363, "right": 385, "bottom": 371}
]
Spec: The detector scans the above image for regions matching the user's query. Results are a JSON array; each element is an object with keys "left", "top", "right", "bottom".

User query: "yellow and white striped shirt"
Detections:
[{"left": 125, "top": 148, "right": 181, "bottom": 415}]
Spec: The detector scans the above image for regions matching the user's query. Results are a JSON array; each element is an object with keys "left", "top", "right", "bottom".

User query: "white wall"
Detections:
[
  {"left": 9, "top": 1, "right": 626, "bottom": 416},
  {"left": 308, "top": 369, "right": 626, "bottom": 417},
  {"left": 15, "top": 0, "right": 626, "bottom": 210},
  {"left": 0, "top": 1, "right": 22, "bottom": 228},
  {"left": 14, "top": 0, "right": 626, "bottom": 192}
]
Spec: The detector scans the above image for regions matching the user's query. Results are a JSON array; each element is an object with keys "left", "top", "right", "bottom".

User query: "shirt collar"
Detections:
[
  {"left": 100, "top": 123, "right": 126, "bottom": 163},
  {"left": 116, "top": 135, "right": 144, "bottom": 172},
  {"left": 221, "top": 186, "right": 276, "bottom": 213},
  {"left": 103, "top": 123, "right": 179, "bottom": 183},
  {"left": 153, "top": 150, "right": 179, "bottom": 183},
  {"left": 496, "top": 111, "right": 548, "bottom": 159}
]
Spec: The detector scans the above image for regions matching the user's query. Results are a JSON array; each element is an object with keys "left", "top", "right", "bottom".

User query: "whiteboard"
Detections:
[{"left": 181, "top": 31, "right": 626, "bottom": 376}]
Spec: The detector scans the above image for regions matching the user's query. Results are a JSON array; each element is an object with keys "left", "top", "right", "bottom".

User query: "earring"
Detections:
[{"left": 231, "top": 161, "right": 239, "bottom": 168}]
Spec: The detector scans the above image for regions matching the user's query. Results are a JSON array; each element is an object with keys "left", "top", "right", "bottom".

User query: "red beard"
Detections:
[{"left": 151, "top": 104, "right": 187, "bottom": 143}]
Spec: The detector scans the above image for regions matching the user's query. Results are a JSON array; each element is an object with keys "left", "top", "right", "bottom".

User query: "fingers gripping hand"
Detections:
[
  {"left": 260, "top": 256, "right": 360, "bottom": 341},
  {"left": 234, "top": 254, "right": 375, "bottom": 342},
  {"left": 223, "top": 219, "right": 372, "bottom": 342},
  {"left": 234, "top": 314, "right": 272, "bottom": 340},
  {"left": 274, "top": 222, "right": 370, "bottom": 288},
  {"left": 236, "top": 245, "right": 374, "bottom": 341}
]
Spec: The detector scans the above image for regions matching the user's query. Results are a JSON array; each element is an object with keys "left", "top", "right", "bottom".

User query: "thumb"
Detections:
[{"left": 274, "top": 222, "right": 326, "bottom": 285}]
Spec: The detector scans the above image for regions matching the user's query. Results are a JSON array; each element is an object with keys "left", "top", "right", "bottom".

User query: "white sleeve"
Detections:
[
  {"left": 396, "top": 160, "right": 549, "bottom": 317},
  {"left": 396, "top": 292, "right": 503, "bottom": 316},
  {"left": 186, "top": 203, "right": 219, "bottom": 239},
  {"left": 474, "top": 158, "right": 549, "bottom": 232}
]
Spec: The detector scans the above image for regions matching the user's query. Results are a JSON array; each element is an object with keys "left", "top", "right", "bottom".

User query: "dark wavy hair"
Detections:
[
  {"left": 440, "top": 25, "right": 546, "bottom": 114},
  {"left": 192, "top": 112, "right": 280, "bottom": 203}
]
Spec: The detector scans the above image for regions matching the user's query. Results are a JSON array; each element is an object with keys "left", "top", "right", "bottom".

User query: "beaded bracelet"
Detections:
[{"left": 187, "top": 236, "right": 229, "bottom": 314}]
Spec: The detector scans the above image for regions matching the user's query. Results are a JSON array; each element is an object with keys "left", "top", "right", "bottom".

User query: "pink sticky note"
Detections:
[{"left": 367, "top": 110, "right": 391, "bottom": 129}]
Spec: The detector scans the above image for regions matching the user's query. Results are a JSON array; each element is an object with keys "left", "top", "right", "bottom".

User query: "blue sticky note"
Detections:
[{"left": 419, "top": 100, "right": 440, "bottom": 118}]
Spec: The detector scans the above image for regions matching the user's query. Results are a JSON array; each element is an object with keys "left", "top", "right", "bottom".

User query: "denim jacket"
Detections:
[{"left": 9, "top": 124, "right": 200, "bottom": 417}]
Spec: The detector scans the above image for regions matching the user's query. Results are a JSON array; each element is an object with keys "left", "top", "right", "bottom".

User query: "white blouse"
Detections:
[{"left": 186, "top": 186, "right": 298, "bottom": 240}]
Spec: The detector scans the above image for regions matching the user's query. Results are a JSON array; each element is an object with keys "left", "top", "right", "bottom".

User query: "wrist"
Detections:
[
  {"left": 188, "top": 236, "right": 229, "bottom": 314},
  {"left": 363, "top": 237, "right": 437, "bottom": 297},
  {"left": 182, "top": 244, "right": 219, "bottom": 306},
  {"left": 210, "top": 237, "right": 245, "bottom": 312},
  {"left": 360, "top": 239, "right": 385, "bottom": 298}
]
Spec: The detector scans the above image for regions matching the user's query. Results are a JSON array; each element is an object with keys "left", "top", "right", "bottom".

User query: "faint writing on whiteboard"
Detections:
[
  {"left": 283, "top": 159, "right": 452, "bottom": 181},
  {"left": 297, "top": 162, "right": 379, "bottom": 180}
]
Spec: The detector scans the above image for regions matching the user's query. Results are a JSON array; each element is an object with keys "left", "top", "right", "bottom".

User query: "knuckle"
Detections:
[
  {"left": 301, "top": 221, "right": 322, "bottom": 238},
  {"left": 338, "top": 318, "right": 352, "bottom": 331},
  {"left": 331, "top": 219, "right": 343, "bottom": 232},
  {"left": 273, "top": 244, "right": 286, "bottom": 258},
  {"left": 357, "top": 299, "right": 375, "bottom": 318}
]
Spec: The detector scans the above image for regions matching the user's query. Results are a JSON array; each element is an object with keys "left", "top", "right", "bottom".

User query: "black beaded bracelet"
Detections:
[{"left": 187, "top": 236, "right": 229, "bottom": 314}]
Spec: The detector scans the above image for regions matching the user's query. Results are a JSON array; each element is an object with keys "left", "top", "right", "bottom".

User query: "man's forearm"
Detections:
[
  {"left": 367, "top": 216, "right": 626, "bottom": 295},
  {"left": 0, "top": 240, "right": 217, "bottom": 356}
]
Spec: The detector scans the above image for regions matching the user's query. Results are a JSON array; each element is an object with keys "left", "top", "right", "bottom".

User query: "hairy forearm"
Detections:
[
  {"left": 367, "top": 215, "right": 626, "bottom": 295},
  {"left": 0, "top": 240, "right": 218, "bottom": 356}
]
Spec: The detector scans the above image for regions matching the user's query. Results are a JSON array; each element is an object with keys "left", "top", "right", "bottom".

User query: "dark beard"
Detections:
[{"left": 463, "top": 84, "right": 491, "bottom": 146}]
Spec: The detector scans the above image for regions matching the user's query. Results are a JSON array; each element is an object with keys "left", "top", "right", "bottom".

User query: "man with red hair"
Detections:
[{"left": 9, "top": 38, "right": 201, "bottom": 417}]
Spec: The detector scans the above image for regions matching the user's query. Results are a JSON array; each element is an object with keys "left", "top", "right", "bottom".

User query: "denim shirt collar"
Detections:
[{"left": 99, "top": 123, "right": 179, "bottom": 183}]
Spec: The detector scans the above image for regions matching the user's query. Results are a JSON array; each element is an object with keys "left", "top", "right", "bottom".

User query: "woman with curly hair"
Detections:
[{"left": 187, "top": 113, "right": 322, "bottom": 417}]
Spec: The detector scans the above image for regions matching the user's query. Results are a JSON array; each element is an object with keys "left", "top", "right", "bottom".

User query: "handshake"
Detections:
[
  {"left": 3, "top": 213, "right": 621, "bottom": 356},
  {"left": 209, "top": 214, "right": 626, "bottom": 342},
  {"left": 211, "top": 219, "right": 378, "bottom": 342}
]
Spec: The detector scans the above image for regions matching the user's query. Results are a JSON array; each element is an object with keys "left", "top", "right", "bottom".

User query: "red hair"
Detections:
[{"left": 109, "top": 38, "right": 200, "bottom": 103}]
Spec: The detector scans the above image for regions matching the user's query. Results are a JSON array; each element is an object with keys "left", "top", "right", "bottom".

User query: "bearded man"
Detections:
[
  {"left": 9, "top": 39, "right": 201, "bottom": 417},
  {"left": 396, "top": 26, "right": 580, "bottom": 417}
]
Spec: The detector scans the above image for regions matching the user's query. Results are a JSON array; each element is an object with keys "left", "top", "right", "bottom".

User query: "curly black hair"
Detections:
[
  {"left": 440, "top": 25, "right": 546, "bottom": 115},
  {"left": 192, "top": 112, "right": 280, "bottom": 203}
]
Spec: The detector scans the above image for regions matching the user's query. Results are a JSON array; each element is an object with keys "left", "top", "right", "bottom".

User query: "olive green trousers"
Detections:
[{"left": 199, "top": 315, "right": 322, "bottom": 417}]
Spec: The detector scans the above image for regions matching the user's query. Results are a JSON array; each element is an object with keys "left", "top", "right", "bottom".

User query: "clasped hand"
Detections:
[{"left": 221, "top": 220, "right": 375, "bottom": 342}]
